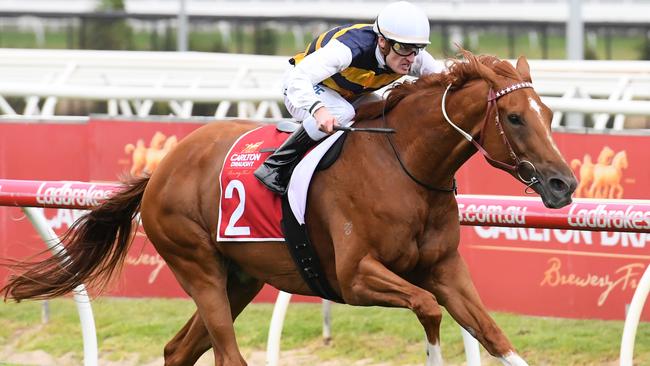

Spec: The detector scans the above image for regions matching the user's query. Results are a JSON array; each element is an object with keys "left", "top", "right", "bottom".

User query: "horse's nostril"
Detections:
[{"left": 549, "top": 178, "right": 569, "bottom": 193}]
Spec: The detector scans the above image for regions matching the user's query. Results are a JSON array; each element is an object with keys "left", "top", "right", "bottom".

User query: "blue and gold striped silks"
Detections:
[{"left": 291, "top": 24, "right": 402, "bottom": 101}]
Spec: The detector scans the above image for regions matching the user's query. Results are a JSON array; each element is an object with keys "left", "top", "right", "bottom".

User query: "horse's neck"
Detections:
[{"left": 387, "top": 81, "right": 489, "bottom": 189}]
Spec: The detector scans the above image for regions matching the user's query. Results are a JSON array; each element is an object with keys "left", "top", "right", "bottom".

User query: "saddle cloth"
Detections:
[{"left": 217, "top": 124, "right": 344, "bottom": 242}]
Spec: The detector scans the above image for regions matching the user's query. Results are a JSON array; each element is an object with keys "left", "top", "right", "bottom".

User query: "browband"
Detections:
[{"left": 492, "top": 82, "right": 534, "bottom": 100}]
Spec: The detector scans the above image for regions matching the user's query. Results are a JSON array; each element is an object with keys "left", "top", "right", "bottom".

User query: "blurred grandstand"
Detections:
[{"left": 1, "top": 0, "right": 650, "bottom": 59}]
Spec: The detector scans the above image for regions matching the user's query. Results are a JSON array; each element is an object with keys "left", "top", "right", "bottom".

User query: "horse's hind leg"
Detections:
[
  {"left": 164, "top": 269, "right": 264, "bottom": 366},
  {"left": 146, "top": 216, "right": 248, "bottom": 366},
  {"left": 164, "top": 311, "right": 210, "bottom": 366},
  {"left": 426, "top": 252, "right": 529, "bottom": 366}
]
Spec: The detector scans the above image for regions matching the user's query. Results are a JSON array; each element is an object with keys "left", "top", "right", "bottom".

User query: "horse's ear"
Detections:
[{"left": 516, "top": 56, "right": 532, "bottom": 83}]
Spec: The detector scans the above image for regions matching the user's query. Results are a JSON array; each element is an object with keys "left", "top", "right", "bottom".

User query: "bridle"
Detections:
[
  {"left": 382, "top": 80, "right": 540, "bottom": 193},
  {"left": 441, "top": 81, "right": 541, "bottom": 191}
]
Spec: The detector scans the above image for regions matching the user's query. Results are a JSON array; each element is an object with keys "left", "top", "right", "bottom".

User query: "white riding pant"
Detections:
[{"left": 283, "top": 84, "right": 382, "bottom": 141}]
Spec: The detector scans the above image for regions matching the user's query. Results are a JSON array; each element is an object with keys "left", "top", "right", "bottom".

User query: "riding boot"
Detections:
[{"left": 254, "top": 125, "right": 319, "bottom": 195}]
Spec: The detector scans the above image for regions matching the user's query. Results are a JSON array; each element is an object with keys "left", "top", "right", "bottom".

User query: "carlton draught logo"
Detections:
[
  {"left": 36, "top": 182, "right": 114, "bottom": 207},
  {"left": 124, "top": 131, "right": 178, "bottom": 177},
  {"left": 229, "top": 141, "right": 263, "bottom": 168},
  {"left": 571, "top": 146, "right": 629, "bottom": 199},
  {"left": 241, "top": 141, "right": 263, "bottom": 153}
]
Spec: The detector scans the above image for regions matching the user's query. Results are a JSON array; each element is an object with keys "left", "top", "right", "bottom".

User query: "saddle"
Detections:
[
  {"left": 279, "top": 121, "right": 347, "bottom": 302},
  {"left": 217, "top": 122, "right": 347, "bottom": 302}
]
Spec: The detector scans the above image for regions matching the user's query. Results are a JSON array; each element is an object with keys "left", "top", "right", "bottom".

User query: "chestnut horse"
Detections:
[{"left": 3, "top": 51, "right": 576, "bottom": 366}]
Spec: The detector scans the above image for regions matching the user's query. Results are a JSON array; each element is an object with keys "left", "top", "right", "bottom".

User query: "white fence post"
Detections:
[
  {"left": 22, "top": 207, "right": 98, "bottom": 366},
  {"left": 462, "top": 327, "right": 481, "bottom": 365},
  {"left": 619, "top": 264, "right": 650, "bottom": 366},
  {"left": 266, "top": 291, "right": 292, "bottom": 366}
]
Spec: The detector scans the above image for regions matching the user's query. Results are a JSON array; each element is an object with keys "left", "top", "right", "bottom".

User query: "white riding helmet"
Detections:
[{"left": 373, "top": 1, "right": 431, "bottom": 45}]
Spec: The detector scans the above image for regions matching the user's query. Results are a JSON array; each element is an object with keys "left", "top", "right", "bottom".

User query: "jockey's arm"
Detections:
[
  {"left": 285, "top": 40, "right": 352, "bottom": 133},
  {"left": 410, "top": 49, "right": 447, "bottom": 77}
]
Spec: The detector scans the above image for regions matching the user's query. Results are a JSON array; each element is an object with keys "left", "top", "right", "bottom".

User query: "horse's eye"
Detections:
[{"left": 507, "top": 114, "right": 523, "bottom": 125}]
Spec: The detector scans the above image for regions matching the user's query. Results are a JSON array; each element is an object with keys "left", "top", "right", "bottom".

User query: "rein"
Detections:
[
  {"left": 441, "top": 82, "right": 541, "bottom": 191},
  {"left": 382, "top": 101, "right": 457, "bottom": 193}
]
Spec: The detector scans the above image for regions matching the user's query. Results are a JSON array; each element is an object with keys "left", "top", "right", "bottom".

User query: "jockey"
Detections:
[{"left": 254, "top": 0, "right": 446, "bottom": 195}]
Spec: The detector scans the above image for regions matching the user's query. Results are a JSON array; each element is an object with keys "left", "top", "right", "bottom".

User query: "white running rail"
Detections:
[{"left": 0, "top": 49, "right": 650, "bottom": 130}]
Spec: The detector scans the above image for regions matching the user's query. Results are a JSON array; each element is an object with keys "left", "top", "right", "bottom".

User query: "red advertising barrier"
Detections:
[
  {"left": 1, "top": 117, "right": 649, "bottom": 320},
  {"left": 2, "top": 180, "right": 649, "bottom": 233}
]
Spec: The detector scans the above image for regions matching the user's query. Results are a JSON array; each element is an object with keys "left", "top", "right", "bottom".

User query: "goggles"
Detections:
[
  {"left": 376, "top": 22, "right": 426, "bottom": 57},
  {"left": 390, "top": 41, "right": 425, "bottom": 57}
]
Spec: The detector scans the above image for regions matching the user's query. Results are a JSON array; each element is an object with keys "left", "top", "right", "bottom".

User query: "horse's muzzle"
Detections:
[{"left": 535, "top": 173, "right": 577, "bottom": 209}]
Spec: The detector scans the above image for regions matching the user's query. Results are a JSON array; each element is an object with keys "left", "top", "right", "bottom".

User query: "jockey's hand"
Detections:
[{"left": 314, "top": 106, "right": 337, "bottom": 134}]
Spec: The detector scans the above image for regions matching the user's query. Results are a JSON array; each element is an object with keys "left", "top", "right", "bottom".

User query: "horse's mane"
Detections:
[{"left": 355, "top": 50, "right": 523, "bottom": 121}]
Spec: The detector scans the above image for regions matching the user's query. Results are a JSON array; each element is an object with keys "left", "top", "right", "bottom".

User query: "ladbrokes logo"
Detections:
[
  {"left": 124, "top": 131, "right": 178, "bottom": 177},
  {"left": 567, "top": 204, "right": 650, "bottom": 231},
  {"left": 36, "top": 182, "right": 114, "bottom": 207},
  {"left": 571, "top": 146, "right": 629, "bottom": 199},
  {"left": 229, "top": 140, "right": 263, "bottom": 168}
]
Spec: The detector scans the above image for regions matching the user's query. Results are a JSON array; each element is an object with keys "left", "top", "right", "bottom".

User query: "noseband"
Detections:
[{"left": 441, "top": 82, "right": 540, "bottom": 190}]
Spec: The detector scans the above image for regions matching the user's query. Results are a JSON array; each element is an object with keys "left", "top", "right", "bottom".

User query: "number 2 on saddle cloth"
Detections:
[{"left": 217, "top": 124, "right": 345, "bottom": 301}]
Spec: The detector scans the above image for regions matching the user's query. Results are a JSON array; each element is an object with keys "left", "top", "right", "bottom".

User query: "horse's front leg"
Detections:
[
  {"left": 338, "top": 254, "right": 444, "bottom": 365},
  {"left": 425, "top": 251, "right": 529, "bottom": 366}
]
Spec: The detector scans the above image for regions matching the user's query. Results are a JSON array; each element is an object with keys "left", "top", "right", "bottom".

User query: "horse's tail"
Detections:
[{"left": 2, "top": 177, "right": 150, "bottom": 302}]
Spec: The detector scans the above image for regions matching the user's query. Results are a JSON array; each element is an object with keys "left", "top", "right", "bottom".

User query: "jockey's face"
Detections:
[{"left": 378, "top": 36, "right": 417, "bottom": 75}]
